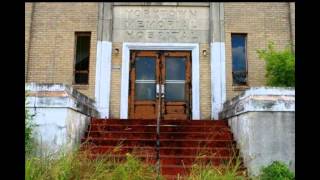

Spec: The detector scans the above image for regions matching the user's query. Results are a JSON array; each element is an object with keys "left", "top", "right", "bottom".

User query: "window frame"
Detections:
[
  {"left": 73, "top": 32, "right": 91, "bottom": 85},
  {"left": 231, "top": 33, "right": 248, "bottom": 87}
]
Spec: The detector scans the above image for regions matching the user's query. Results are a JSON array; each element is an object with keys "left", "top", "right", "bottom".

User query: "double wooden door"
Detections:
[{"left": 129, "top": 50, "right": 192, "bottom": 120}]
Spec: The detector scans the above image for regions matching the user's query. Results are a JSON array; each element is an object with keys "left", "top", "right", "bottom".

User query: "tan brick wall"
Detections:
[
  {"left": 109, "top": 42, "right": 122, "bottom": 118},
  {"left": 224, "top": 2, "right": 293, "bottom": 100},
  {"left": 199, "top": 43, "right": 211, "bottom": 119},
  {"left": 25, "top": 3, "right": 33, "bottom": 79},
  {"left": 26, "top": 3, "right": 294, "bottom": 118},
  {"left": 26, "top": 3, "right": 98, "bottom": 99}
]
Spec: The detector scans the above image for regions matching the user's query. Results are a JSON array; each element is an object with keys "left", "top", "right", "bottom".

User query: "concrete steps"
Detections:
[{"left": 80, "top": 118, "right": 246, "bottom": 179}]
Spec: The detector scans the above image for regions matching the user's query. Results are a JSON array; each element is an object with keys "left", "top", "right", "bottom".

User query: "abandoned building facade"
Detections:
[{"left": 25, "top": 2, "right": 295, "bottom": 176}]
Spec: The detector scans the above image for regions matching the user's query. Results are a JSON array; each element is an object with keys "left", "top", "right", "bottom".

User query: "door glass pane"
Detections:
[
  {"left": 165, "top": 57, "right": 186, "bottom": 101},
  {"left": 136, "top": 57, "right": 156, "bottom": 80},
  {"left": 135, "top": 56, "right": 156, "bottom": 100},
  {"left": 135, "top": 83, "right": 156, "bottom": 100},
  {"left": 166, "top": 57, "right": 186, "bottom": 80},
  {"left": 165, "top": 83, "right": 185, "bottom": 101}
]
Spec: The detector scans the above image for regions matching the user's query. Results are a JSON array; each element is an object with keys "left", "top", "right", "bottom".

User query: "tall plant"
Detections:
[
  {"left": 257, "top": 42, "right": 295, "bottom": 87},
  {"left": 25, "top": 92, "right": 34, "bottom": 155}
]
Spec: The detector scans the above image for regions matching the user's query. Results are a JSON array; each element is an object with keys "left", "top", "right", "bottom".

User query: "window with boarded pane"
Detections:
[
  {"left": 231, "top": 34, "right": 247, "bottom": 85},
  {"left": 74, "top": 32, "right": 91, "bottom": 84}
]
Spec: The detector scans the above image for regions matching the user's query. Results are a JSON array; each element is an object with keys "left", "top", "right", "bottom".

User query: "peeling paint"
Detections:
[{"left": 220, "top": 87, "right": 295, "bottom": 176}]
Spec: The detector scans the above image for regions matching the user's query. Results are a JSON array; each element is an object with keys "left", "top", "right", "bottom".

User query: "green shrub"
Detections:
[
  {"left": 260, "top": 161, "right": 294, "bottom": 180},
  {"left": 25, "top": 93, "right": 35, "bottom": 155},
  {"left": 257, "top": 42, "right": 295, "bottom": 87}
]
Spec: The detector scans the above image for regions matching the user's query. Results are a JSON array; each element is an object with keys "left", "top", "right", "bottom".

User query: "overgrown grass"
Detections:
[
  {"left": 182, "top": 148, "right": 248, "bottom": 180},
  {"left": 25, "top": 149, "right": 160, "bottom": 180},
  {"left": 25, "top": 92, "right": 35, "bottom": 156}
]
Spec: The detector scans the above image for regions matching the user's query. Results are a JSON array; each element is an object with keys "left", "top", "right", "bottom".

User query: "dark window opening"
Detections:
[
  {"left": 231, "top": 34, "right": 247, "bottom": 85},
  {"left": 74, "top": 32, "right": 91, "bottom": 84}
]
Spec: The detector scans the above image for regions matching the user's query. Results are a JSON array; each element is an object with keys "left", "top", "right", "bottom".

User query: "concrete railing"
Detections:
[
  {"left": 219, "top": 87, "right": 295, "bottom": 176},
  {"left": 25, "top": 83, "right": 99, "bottom": 156}
]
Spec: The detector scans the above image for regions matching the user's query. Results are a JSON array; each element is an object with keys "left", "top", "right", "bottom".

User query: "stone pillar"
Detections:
[
  {"left": 210, "top": 3, "right": 226, "bottom": 120},
  {"left": 95, "top": 3, "right": 113, "bottom": 118}
]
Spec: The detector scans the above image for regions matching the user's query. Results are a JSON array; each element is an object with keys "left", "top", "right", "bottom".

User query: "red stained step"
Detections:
[
  {"left": 90, "top": 119, "right": 228, "bottom": 126},
  {"left": 160, "top": 155, "right": 233, "bottom": 166},
  {"left": 83, "top": 154, "right": 157, "bottom": 165},
  {"left": 159, "top": 139, "right": 235, "bottom": 148},
  {"left": 159, "top": 132, "right": 233, "bottom": 140},
  {"left": 81, "top": 146, "right": 157, "bottom": 156},
  {"left": 89, "top": 124, "right": 230, "bottom": 132},
  {"left": 161, "top": 165, "right": 190, "bottom": 177},
  {"left": 82, "top": 137, "right": 157, "bottom": 146},
  {"left": 159, "top": 147, "right": 237, "bottom": 157},
  {"left": 80, "top": 118, "right": 246, "bottom": 178},
  {"left": 85, "top": 131, "right": 156, "bottom": 139},
  {"left": 84, "top": 131, "right": 232, "bottom": 140}
]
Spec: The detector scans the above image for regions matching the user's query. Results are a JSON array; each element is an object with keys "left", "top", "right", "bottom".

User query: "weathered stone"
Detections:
[
  {"left": 112, "top": 6, "right": 209, "bottom": 43},
  {"left": 26, "top": 83, "right": 99, "bottom": 156},
  {"left": 220, "top": 87, "right": 295, "bottom": 176}
]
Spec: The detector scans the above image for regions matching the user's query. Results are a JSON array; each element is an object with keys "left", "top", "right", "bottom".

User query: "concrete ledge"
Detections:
[
  {"left": 219, "top": 87, "right": 295, "bottom": 119},
  {"left": 219, "top": 87, "right": 295, "bottom": 176},
  {"left": 25, "top": 83, "right": 98, "bottom": 155},
  {"left": 26, "top": 83, "right": 99, "bottom": 117}
]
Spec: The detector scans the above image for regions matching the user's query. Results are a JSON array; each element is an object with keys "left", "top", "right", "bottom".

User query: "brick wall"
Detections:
[
  {"left": 25, "top": 3, "right": 98, "bottom": 99},
  {"left": 25, "top": 2, "right": 294, "bottom": 118},
  {"left": 199, "top": 43, "right": 211, "bottom": 119},
  {"left": 109, "top": 42, "right": 122, "bottom": 118},
  {"left": 224, "top": 2, "right": 293, "bottom": 99},
  {"left": 25, "top": 3, "right": 33, "bottom": 80}
]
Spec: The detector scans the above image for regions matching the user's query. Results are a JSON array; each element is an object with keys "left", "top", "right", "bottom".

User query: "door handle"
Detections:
[
  {"left": 156, "top": 84, "right": 160, "bottom": 98},
  {"left": 161, "top": 84, "right": 165, "bottom": 98}
]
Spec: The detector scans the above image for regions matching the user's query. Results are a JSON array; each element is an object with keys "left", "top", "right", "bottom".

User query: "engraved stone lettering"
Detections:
[
  {"left": 168, "top": 10, "right": 176, "bottom": 18},
  {"left": 127, "top": 30, "right": 134, "bottom": 37},
  {"left": 158, "top": 21, "right": 164, "bottom": 29},
  {"left": 115, "top": 7, "right": 208, "bottom": 42},
  {"left": 126, "top": 9, "right": 134, "bottom": 18},
  {"left": 170, "top": 31, "right": 179, "bottom": 41},
  {"left": 137, "top": 31, "right": 144, "bottom": 38},
  {"left": 137, "top": 20, "right": 144, "bottom": 29},
  {"left": 134, "top": 10, "right": 141, "bottom": 17},
  {"left": 167, "top": 20, "right": 174, "bottom": 29},
  {"left": 125, "top": 20, "right": 135, "bottom": 28},
  {"left": 153, "top": 9, "right": 160, "bottom": 19},
  {"left": 147, "top": 31, "right": 153, "bottom": 39},
  {"left": 189, "top": 9, "right": 197, "bottom": 17},
  {"left": 144, "top": 9, "right": 150, "bottom": 16}
]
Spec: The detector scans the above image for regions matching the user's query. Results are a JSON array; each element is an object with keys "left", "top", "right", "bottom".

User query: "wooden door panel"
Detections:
[
  {"left": 163, "top": 51, "right": 191, "bottom": 120},
  {"left": 129, "top": 50, "right": 191, "bottom": 120},
  {"left": 129, "top": 51, "right": 159, "bottom": 119}
]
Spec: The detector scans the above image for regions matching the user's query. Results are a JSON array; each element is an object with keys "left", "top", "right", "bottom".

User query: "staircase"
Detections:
[{"left": 81, "top": 118, "right": 246, "bottom": 179}]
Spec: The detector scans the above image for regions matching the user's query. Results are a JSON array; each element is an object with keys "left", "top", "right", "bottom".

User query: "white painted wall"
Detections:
[
  {"left": 95, "top": 41, "right": 112, "bottom": 118},
  {"left": 220, "top": 87, "right": 295, "bottom": 176},
  {"left": 211, "top": 42, "right": 226, "bottom": 120},
  {"left": 28, "top": 107, "right": 90, "bottom": 156}
]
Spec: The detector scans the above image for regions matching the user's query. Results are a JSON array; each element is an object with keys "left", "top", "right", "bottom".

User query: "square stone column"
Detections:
[
  {"left": 210, "top": 3, "right": 226, "bottom": 119},
  {"left": 95, "top": 3, "right": 113, "bottom": 118}
]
